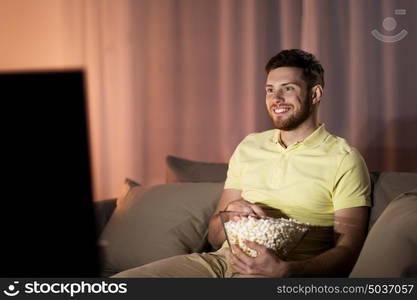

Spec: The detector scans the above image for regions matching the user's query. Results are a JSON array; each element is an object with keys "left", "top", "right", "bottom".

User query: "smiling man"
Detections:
[{"left": 114, "top": 49, "right": 371, "bottom": 278}]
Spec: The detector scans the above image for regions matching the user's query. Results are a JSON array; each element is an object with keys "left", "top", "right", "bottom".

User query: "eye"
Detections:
[
  {"left": 284, "top": 86, "right": 295, "bottom": 92},
  {"left": 266, "top": 87, "right": 274, "bottom": 94}
]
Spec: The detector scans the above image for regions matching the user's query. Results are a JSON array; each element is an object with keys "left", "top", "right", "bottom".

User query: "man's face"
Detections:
[{"left": 265, "top": 67, "right": 312, "bottom": 131}]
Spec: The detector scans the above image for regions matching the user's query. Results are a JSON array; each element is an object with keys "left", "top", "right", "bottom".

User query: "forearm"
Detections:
[
  {"left": 287, "top": 245, "right": 359, "bottom": 277},
  {"left": 207, "top": 214, "right": 226, "bottom": 250}
]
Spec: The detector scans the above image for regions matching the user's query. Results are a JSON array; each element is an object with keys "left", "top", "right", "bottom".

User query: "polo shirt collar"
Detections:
[
  {"left": 272, "top": 124, "right": 329, "bottom": 148},
  {"left": 301, "top": 124, "right": 329, "bottom": 147}
]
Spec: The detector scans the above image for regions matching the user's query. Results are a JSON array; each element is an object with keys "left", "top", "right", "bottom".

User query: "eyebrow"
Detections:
[{"left": 265, "top": 81, "right": 302, "bottom": 87}]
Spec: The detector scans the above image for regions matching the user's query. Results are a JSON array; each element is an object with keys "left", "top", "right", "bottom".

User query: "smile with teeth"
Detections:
[{"left": 273, "top": 106, "right": 291, "bottom": 114}]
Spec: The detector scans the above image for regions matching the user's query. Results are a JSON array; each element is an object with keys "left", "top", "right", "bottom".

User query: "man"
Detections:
[{"left": 114, "top": 49, "right": 371, "bottom": 278}]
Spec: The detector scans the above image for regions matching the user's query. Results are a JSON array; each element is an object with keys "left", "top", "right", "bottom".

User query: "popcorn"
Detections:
[{"left": 224, "top": 215, "right": 309, "bottom": 258}]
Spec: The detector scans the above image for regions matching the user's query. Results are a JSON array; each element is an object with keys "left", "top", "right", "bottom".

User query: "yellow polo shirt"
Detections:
[{"left": 224, "top": 124, "right": 371, "bottom": 227}]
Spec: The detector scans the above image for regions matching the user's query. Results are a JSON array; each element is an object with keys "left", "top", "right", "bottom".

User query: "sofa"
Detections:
[{"left": 95, "top": 155, "right": 417, "bottom": 277}]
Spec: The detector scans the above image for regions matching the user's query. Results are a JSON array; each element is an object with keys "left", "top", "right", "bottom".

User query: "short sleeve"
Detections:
[
  {"left": 224, "top": 144, "right": 243, "bottom": 190},
  {"left": 332, "top": 149, "right": 371, "bottom": 211}
]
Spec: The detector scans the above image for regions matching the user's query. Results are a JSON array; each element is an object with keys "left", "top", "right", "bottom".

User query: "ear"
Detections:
[{"left": 311, "top": 85, "right": 323, "bottom": 105}]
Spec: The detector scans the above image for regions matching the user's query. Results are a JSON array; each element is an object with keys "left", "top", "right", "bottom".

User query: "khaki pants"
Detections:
[{"left": 112, "top": 244, "right": 260, "bottom": 278}]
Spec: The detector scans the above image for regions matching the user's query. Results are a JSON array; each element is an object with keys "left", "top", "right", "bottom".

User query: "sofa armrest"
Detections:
[
  {"left": 94, "top": 198, "right": 117, "bottom": 236},
  {"left": 369, "top": 172, "right": 417, "bottom": 230},
  {"left": 350, "top": 189, "right": 417, "bottom": 277}
]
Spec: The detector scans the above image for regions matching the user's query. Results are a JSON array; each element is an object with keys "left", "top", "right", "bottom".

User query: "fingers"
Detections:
[
  {"left": 229, "top": 245, "right": 252, "bottom": 274},
  {"left": 241, "top": 200, "right": 265, "bottom": 218},
  {"left": 229, "top": 241, "right": 285, "bottom": 277},
  {"left": 229, "top": 257, "right": 246, "bottom": 274},
  {"left": 250, "top": 204, "right": 266, "bottom": 217},
  {"left": 231, "top": 241, "right": 266, "bottom": 262},
  {"left": 227, "top": 199, "right": 253, "bottom": 214},
  {"left": 226, "top": 199, "right": 265, "bottom": 217},
  {"left": 244, "top": 240, "right": 267, "bottom": 256},
  {"left": 229, "top": 242, "right": 267, "bottom": 275},
  {"left": 231, "top": 244, "right": 253, "bottom": 265}
]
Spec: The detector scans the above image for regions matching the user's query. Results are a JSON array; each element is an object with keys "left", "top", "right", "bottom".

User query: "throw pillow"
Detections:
[
  {"left": 95, "top": 178, "right": 140, "bottom": 237},
  {"left": 350, "top": 188, "right": 417, "bottom": 277},
  {"left": 166, "top": 155, "right": 228, "bottom": 183},
  {"left": 99, "top": 182, "right": 223, "bottom": 274}
]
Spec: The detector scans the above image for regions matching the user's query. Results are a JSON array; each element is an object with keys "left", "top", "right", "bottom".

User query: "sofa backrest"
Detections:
[{"left": 96, "top": 172, "right": 417, "bottom": 235}]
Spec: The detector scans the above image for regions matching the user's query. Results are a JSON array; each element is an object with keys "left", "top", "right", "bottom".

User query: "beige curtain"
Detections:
[{"left": 83, "top": 0, "right": 417, "bottom": 200}]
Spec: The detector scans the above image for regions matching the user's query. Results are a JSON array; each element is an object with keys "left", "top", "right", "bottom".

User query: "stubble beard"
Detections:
[{"left": 271, "top": 95, "right": 312, "bottom": 131}]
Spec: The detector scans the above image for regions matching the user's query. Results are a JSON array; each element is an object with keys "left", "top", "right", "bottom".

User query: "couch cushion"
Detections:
[
  {"left": 99, "top": 182, "right": 223, "bottom": 274},
  {"left": 350, "top": 189, "right": 417, "bottom": 277},
  {"left": 369, "top": 172, "right": 417, "bottom": 230},
  {"left": 166, "top": 155, "right": 228, "bottom": 183}
]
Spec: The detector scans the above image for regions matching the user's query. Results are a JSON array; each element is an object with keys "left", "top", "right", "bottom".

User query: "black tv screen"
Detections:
[{"left": 0, "top": 70, "right": 99, "bottom": 277}]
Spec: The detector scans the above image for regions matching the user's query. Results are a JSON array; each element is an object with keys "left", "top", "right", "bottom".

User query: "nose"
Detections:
[{"left": 271, "top": 90, "right": 285, "bottom": 103}]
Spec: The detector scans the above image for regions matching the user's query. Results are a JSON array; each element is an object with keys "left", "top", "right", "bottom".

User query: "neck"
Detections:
[{"left": 279, "top": 117, "right": 319, "bottom": 148}]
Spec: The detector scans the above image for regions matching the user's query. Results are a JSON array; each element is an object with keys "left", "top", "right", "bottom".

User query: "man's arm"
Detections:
[
  {"left": 287, "top": 206, "right": 369, "bottom": 277},
  {"left": 208, "top": 189, "right": 266, "bottom": 250},
  {"left": 208, "top": 189, "right": 242, "bottom": 250},
  {"left": 229, "top": 206, "right": 369, "bottom": 277}
]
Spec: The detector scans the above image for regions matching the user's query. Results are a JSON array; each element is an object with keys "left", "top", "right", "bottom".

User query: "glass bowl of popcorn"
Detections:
[{"left": 219, "top": 211, "right": 310, "bottom": 258}]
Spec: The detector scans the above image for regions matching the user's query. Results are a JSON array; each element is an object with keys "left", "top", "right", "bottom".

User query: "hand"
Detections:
[
  {"left": 229, "top": 241, "right": 290, "bottom": 277},
  {"left": 225, "top": 199, "right": 266, "bottom": 218}
]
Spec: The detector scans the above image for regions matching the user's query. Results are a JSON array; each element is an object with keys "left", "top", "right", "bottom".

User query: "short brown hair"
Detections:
[{"left": 265, "top": 49, "right": 324, "bottom": 89}]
